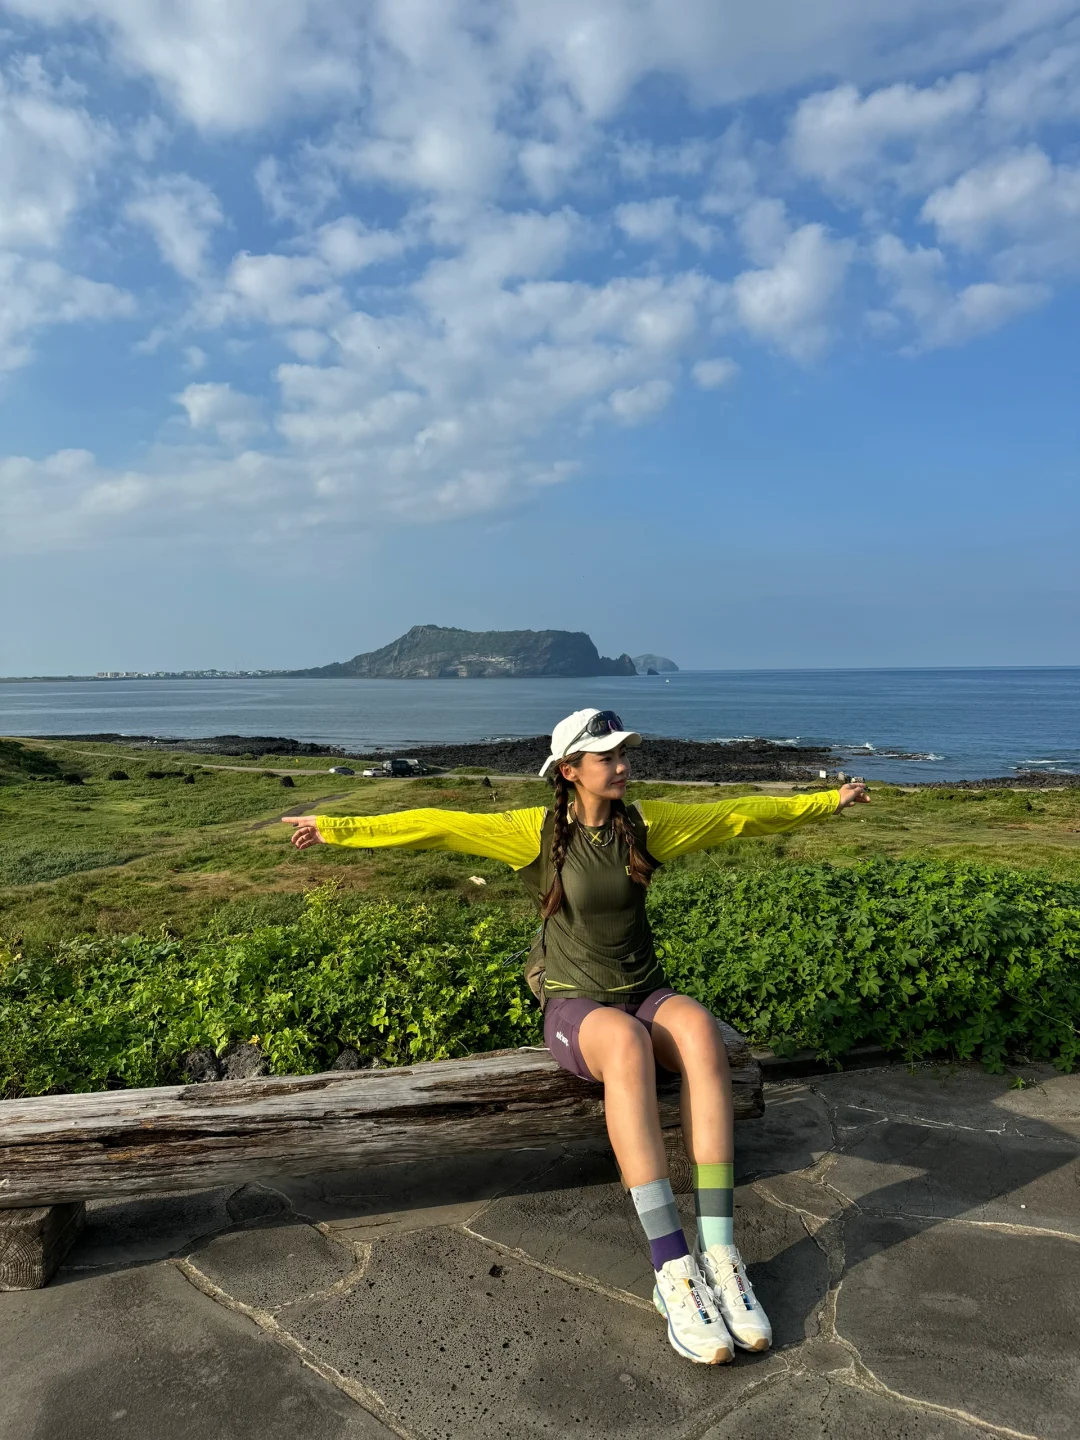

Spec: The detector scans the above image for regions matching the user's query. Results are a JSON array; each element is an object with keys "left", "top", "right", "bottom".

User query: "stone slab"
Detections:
[
  {"left": 279, "top": 1224, "right": 780, "bottom": 1440},
  {"left": 837, "top": 1213, "right": 1080, "bottom": 1440},
  {"left": 61, "top": 1183, "right": 292, "bottom": 1272},
  {"left": 814, "top": 1062, "right": 1080, "bottom": 1143},
  {"left": 260, "top": 1144, "right": 564, "bottom": 1239},
  {"left": 188, "top": 1221, "right": 358, "bottom": 1313},
  {"left": 0, "top": 1261, "right": 396, "bottom": 1440},
  {"left": 64, "top": 1188, "right": 232, "bottom": 1271},
  {"left": 735, "top": 1082, "right": 836, "bottom": 1180},
  {"left": 826, "top": 1120, "right": 1080, "bottom": 1234},
  {"left": 699, "top": 1372, "right": 989, "bottom": 1439}
]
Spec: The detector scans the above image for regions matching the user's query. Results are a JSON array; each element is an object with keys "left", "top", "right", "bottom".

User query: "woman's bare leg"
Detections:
[
  {"left": 648, "top": 995, "right": 734, "bottom": 1165},
  {"left": 649, "top": 995, "right": 772, "bottom": 1349},
  {"left": 577, "top": 1007, "right": 667, "bottom": 1188}
]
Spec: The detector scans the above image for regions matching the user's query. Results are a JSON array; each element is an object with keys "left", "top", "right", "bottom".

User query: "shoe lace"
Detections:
[
  {"left": 666, "top": 1268, "right": 721, "bottom": 1324},
  {"left": 712, "top": 1254, "right": 757, "bottom": 1311}
]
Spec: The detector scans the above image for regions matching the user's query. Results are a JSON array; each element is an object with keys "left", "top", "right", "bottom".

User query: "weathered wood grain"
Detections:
[
  {"left": 0, "top": 1027, "right": 762, "bottom": 1209},
  {"left": 0, "top": 1203, "right": 85, "bottom": 1290}
]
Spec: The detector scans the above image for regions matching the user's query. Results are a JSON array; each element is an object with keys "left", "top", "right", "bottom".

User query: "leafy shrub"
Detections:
[
  {"left": 0, "top": 887, "right": 539, "bottom": 1097},
  {"left": 650, "top": 860, "right": 1080, "bottom": 1073},
  {"left": 107, "top": 769, "right": 130, "bottom": 781},
  {"left": 2, "top": 861, "right": 1078, "bottom": 1098}
]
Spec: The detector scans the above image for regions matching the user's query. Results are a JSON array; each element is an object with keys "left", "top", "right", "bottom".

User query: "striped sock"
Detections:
[
  {"left": 629, "top": 1178, "right": 690, "bottom": 1271},
  {"left": 693, "top": 1162, "right": 734, "bottom": 1249}
]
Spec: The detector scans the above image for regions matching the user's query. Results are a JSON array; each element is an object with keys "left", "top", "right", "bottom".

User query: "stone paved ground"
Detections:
[{"left": 2, "top": 1063, "right": 1078, "bottom": 1440}]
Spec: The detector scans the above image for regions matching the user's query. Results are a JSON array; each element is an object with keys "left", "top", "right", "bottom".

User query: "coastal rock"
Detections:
[
  {"left": 400, "top": 735, "right": 833, "bottom": 783},
  {"left": 632, "top": 653, "right": 679, "bottom": 674}
]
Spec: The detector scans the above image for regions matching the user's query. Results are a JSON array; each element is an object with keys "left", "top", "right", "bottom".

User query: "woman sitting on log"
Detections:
[{"left": 283, "top": 708, "right": 868, "bottom": 1367}]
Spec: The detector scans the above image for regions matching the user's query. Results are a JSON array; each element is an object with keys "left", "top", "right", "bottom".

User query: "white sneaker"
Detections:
[
  {"left": 651, "top": 1253, "right": 734, "bottom": 1365},
  {"left": 696, "top": 1244, "right": 772, "bottom": 1352}
]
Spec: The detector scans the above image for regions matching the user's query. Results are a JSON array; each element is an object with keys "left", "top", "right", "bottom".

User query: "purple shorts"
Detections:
[{"left": 543, "top": 987, "right": 679, "bottom": 1083}]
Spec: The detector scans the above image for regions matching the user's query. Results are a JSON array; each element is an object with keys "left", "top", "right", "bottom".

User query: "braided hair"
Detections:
[{"left": 540, "top": 753, "right": 658, "bottom": 923}]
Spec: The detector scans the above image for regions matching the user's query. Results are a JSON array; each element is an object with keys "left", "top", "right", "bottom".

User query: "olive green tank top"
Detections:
[{"left": 516, "top": 803, "right": 666, "bottom": 1007}]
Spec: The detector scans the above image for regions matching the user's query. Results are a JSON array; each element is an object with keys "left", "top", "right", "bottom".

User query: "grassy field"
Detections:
[{"left": 3, "top": 735, "right": 1080, "bottom": 951}]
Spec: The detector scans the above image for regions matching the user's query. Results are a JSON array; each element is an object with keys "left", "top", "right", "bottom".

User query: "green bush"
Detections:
[
  {"left": 2, "top": 861, "right": 1078, "bottom": 1098},
  {"left": 651, "top": 860, "right": 1080, "bottom": 1072},
  {"left": 0, "top": 887, "right": 539, "bottom": 1097}
]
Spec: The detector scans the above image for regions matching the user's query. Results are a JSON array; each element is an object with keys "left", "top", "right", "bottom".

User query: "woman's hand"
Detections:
[
  {"left": 836, "top": 783, "right": 870, "bottom": 812},
  {"left": 281, "top": 815, "right": 325, "bottom": 849}
]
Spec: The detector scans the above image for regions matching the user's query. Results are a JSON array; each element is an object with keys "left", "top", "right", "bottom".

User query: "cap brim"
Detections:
[{"left": 539, "top": 730, "right": 642, "bottom": 777}]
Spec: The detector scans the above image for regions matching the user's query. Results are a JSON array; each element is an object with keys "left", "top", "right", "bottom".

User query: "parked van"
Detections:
[{"left": 383, "top": 758, "right": 425, "bottom": 776}]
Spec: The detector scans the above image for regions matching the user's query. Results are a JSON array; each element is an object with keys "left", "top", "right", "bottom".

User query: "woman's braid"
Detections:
[
  {"left": 610, "top": 799, "right": 659, "bottom": 887},
  {"left": 540, "top": 765, "right": 574, "bottom": 920}
]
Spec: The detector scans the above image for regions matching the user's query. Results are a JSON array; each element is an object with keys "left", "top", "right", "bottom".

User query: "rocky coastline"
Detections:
[{"left": 38, "top": 733, "right": 1080, "bottom": 786}]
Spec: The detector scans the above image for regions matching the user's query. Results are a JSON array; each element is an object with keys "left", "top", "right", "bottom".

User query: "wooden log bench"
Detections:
[{"left": 0, "top": 1023, "right": 762, "bottom": 1290}]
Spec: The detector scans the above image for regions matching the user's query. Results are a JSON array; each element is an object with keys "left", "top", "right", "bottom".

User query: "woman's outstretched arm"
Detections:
[
  {"left": 281, "top": 805, "right": 545, "bottom": 869},
  {"left": 637, "top": 784, "right": 868, "bottom": 863}
]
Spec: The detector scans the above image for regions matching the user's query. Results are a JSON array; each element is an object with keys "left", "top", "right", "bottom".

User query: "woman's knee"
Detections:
[
  {"left": 652, "top": 995, "right": 729, "bottom": 1070},
  {"left": 580, "top": 1009, "right": 654, "bottom": 1080}
]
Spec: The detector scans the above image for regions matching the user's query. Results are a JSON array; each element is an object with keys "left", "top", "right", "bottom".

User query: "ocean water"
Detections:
[{"left": 2, "top": 668, "right": 1078, "bottom": 783}]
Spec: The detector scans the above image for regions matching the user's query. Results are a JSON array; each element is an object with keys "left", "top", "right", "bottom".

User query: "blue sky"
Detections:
[{"left": 1, "top": 0, "right": 1078, "bottom": 674}]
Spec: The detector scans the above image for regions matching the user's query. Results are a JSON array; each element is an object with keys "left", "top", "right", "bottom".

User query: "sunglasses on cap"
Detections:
[{"left": 564, "top": 710, "right": 624, "bottom": 753}]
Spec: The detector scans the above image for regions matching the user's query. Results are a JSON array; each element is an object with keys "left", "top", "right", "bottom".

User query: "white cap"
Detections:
[{"left": 539, "top": 708, "right": 642, "bottom": 778}]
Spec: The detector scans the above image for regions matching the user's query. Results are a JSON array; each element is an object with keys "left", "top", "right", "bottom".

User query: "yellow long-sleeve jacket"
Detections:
[
  {"left": 316, "top": 792, "right": 839, "bottom": 1001},
  {"left": 315, "top": 791, "right": 840, "bottom": 868}
]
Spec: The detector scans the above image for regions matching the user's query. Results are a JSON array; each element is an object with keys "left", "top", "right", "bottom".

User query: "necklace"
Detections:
[{"left": 571, "top": 806, "right": 615, "bottom": 846}]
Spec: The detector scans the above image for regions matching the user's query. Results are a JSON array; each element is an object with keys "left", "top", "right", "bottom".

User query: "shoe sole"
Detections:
[
  {"left": 733, "top": 1335, "right": 771, "bottom": 1352},
  {"left": 653, "top": 1293, "right": 733, "bottom": 1365}
]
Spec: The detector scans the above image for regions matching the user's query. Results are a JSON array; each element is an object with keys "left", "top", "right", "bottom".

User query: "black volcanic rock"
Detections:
[
  {"left": 286, "top": 625, "right": 638, "bottom": 679},
  {"left": 397, "top": 735, "right": 833, "bottom": 783}
]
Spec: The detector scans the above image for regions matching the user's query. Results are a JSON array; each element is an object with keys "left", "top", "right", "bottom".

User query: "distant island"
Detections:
[
  {"left": 633, "top": 654, "right": 679, "bottom": 675},
  {"left": 286, "top": 626, "right": 638, "bottom": 679},
  {"left": 1, "top": 626, "right": 659, "bottom": 682}
]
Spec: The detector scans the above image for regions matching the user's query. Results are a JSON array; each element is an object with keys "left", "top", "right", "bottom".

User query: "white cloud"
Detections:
[
  {"left": 693, "top": 357, "right": 740, "bottom": 389},
  {"left": 789, "top": 74, "right": 981, "bottom": 196},
  {"left": 984, "top": 30, "right": 1080, "bottom": 125},
  {"left": 2, "top": 248, "right": 725, "bottom": 544},
  {"left": 125, "top": 173, "right": 224, "bottom": 280},
  {"left": 312, "top": 216, "right": 405, "bottom": 274},
  {"left": 609, "top": 378, "right": 673, "bottom": 424},
  {"left": 0, "top": 253, "right": 133, "bottom": 370},
  {"left": 254, "top": 152, "right": 340, "bottom": 225},
  {"left": 2, "top": 0, "right": 1079, "bottom": 550},
  {"left": 614, "top": 197, "right": 714, "bottom": 250},
  {"left": 0, "top": 66, "right": 112, "bottom": 249},
  {"left": 175, "top": 382, "right": 265, "bottom": 445},
  {"left": 732, "top": 223, "right": 854, "bottom": 361},
  {"left": 199, "top": 251, "right": 344, "bottom": 330},
  {"left": 921, "top": 147, "right": 1080, "bottom": 275},
  {"left": 0, "top": 444, "right": 300, "bottom": 550},
  {"left": 872, "top": 231, "right": 1048, "bottom": 347},
  {"left": 5, "top": 0, "right": 362, "bottom": 131}
]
